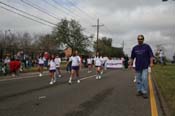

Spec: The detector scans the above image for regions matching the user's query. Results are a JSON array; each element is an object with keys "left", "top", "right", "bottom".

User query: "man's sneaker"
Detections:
[
  {"left": 136, "top": 91, "right": 143, "bottom": 96},
  {"left": 143, "top": 93, "right": 148, "bottom": 99},
  {"left": 98, "top": 75, "right": 101, "bottom": 79},
  {"left": 77, "top": 80, "right": 80, "bottom": 83}
]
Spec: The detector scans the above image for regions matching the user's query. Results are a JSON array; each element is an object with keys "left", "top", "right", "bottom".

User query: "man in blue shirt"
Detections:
[{"left": 129, "top": 35, "right": 154, "bottom": 99}]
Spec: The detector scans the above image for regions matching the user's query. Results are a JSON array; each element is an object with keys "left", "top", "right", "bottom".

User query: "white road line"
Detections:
[
  {"left": 0, "top": 69, "right": 89, "bottom": 82},
  {"left": 80, "top": 75, "right": 96, "bottom": 81},
  {"left": 0, "top": 74, "right": 47, "bottom": 82},
  {"left": 0, "top": 74, "right": 96, "bottom": 82}
]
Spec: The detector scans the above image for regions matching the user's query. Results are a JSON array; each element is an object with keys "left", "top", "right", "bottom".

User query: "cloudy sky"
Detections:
[{"left": 0, "top": 0, "right": 175, "bottom": 59}]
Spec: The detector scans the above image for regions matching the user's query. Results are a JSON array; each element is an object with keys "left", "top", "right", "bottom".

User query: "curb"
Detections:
[{"left": 152, "top": 73, "right": 171, "bottom": 116}]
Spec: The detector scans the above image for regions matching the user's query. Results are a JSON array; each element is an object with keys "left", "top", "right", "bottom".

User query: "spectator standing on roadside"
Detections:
[{"left": 129, "top": 34, "right": 154, "bottom": 99}]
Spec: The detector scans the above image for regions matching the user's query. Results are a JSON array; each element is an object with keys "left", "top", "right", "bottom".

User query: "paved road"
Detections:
[{"left": 0, "top": 68, "right": 162, "bottom": 116}]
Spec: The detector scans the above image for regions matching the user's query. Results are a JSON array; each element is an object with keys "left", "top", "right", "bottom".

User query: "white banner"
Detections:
[{"left": 106, "top": 60, "right": 123, "bottom": 69}]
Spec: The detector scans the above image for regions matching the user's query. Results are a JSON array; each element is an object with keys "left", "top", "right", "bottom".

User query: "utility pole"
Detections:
[
  {"left": 92, "top": 18, "right": 104, "bottom": 52},
  {"left": 122, "top": 40, "right": 124, "bottom": 52}
]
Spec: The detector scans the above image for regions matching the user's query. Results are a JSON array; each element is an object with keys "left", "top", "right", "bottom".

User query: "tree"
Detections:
[
  {"left": 53, "top": 19, "right": 90, "bottom": 53},
  {"left": 37, "top": 34, "right": 59, "bottom": 53},
  {"left": 93, "top": 37, "right": 124, "bottom": 57},
  {"left": 93, "top": 37, "right": 111, "bottom": 55}
]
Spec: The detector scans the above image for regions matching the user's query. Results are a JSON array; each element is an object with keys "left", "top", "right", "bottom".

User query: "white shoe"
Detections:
[
  {"left": 99, "top": 75, "right": 101, "bottom": 79},
  {"left": 133, "top": 79, "right": 136, "bottom": 83},
  {"left": 53, "top": 79, "right": 56, "bottom": 83},
  {"left": 12, "top": 74, "right": 16, "bottom": 77},
  {"left": 49, "top": 81, "right": 53, "bottom": 85},
  {"left": 77, "top": 80, "right": 80, "bottom": 83},
  {"left": 58, "top": 75, "right": 61, "bottom": 78},
  {"left": 20, "top": 68, "right": 23, "bottom": 72},
  {"left": 96, "top": 76, "right": 99, "bottom": 79},
  {"left": 39, "top": 73, "right": 42, "bottom": 77},
  {"left": 68, "top": 80, "right": 72, "bottom": 84},
  {"left": 133, "top": 76, "right": 136, "bottom": 83}
]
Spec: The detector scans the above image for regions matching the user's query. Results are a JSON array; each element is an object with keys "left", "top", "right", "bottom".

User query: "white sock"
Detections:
[{"left": 69, "top": 77, "right": 72, "bottom": 82}]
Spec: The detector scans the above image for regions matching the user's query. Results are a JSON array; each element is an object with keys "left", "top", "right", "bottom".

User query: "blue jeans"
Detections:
[{"left": 136, "top": 69, "right": 148, "bottom": 94}]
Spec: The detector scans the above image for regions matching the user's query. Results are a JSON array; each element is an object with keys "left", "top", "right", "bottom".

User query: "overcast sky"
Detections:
[{"left": 0, "top": 0, "right": 175, "bottom": 59}]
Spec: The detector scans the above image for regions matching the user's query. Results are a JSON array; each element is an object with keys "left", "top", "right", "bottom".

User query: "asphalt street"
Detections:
[{"left": 0, "top": 68, "right": 162, "bottom": 116}]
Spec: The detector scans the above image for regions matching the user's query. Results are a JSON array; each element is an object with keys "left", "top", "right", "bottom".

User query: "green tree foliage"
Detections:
[
  {"left": 94, "top": 37, "right": 124, "bottom": 57},
  {"left": 37, "top": 34, "right": 59, "bottom": 52},
  {"left": 53, "top": 19, "right": 90, "bottom": 53}
]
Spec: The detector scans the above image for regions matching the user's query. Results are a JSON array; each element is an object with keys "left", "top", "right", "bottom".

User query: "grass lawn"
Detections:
[{"left": 152, "top": 64, "right": 175, "bottom": 116}]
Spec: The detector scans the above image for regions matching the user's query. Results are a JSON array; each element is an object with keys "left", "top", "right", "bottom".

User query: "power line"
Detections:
[
  {"left": 0, "top": 5, "right": 53, "bottom": 27},
  {"left": 20, "top": 0, "right": 61, "bottom": 21},
  {"left": 58, "top": 0, "right": 99, "bottom": 35},
  {"left": 67, "top": 0, "right": 97, "bottom": 20},
  {"left": 67, "top": 0, "right": 114, "bottom": 37},
  {"left": 65, "top": 0, "right": 96, "bottom": 25},
  {"left": 42, "top": 0, "right": 69, "bottom": 16},
  {"left": 0, "top": 1, "right": 57, "bottom": 26},
  {"left": 42, "top": 0, "right": 78, "bottom": 19},
  {"left": 23, "top": 0, "right": 94, "bottom": 35},
  {"left": 52, "top": 0, "right": 80, "bottom": 17},
  {"left": 52, "top": 0, "right": 95, "bottom": 25},
  {"left": 31, "top": 0, "right": 97, "bottom": 35},
  {"left": 22, "top": 0, "right": 93, "bottom": 28}
]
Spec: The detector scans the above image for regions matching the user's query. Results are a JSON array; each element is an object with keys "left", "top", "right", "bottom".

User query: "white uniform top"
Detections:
[
  {"left": 38, "top": 57, "right": 44, "bottom": 64},
  {"left": 54, "top": 57, "right": 61, "bottom": 68},
  {"left": 4, "top": 58, "right": 10, "bottom": 64},
  {"left": 159, "top": 51, "right": 164, "bottom": 57},
  {"left": 49, "top": 60, "right": 56, "bottom": 70},
  {"left": 69, "top": 56, "right": 81, "bottom": 66},
  {"left": 94, "top": 56, "right": 102, "bottom": 66},
  {"left": 100, "top": 57, "right": 105, "bottom": 65},
  {"left": 87, "top": 58, "right": 92, "bottom": 64},
  {"left": 103, "top": 57, "right": 108, "bottom": 62}
]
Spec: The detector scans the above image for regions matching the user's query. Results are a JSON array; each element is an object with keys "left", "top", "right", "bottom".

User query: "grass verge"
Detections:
[{"left": 152, "top": 64, "right": 175, "bottom": 116}]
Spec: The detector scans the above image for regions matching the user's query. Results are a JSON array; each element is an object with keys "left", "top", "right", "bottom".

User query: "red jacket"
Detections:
[{"left": 9, "top": 61, "right": 21, "bottom": 72}]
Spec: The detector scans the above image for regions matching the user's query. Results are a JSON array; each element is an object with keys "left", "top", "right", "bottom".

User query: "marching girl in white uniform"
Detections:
[
  {"left": 54, "top": 54, "right": 62, "bottom": 78},
  {"left": 100, "top": 56, "right": 105, "bottom": 74},
  {"left": 48, "top": 54, "right": 56, "bottom": 85},
  {"left": 68, "top": 50, "right": 81, "bottom": 84},
  {"left": 87, "top": 55, "right": 92, "bottom": 73},
  {"left": 38, "top": 54, "right": 45, "bottom": 77},
  {"left": 94, "top": 52, "right": 102, "bottom": 79}
]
